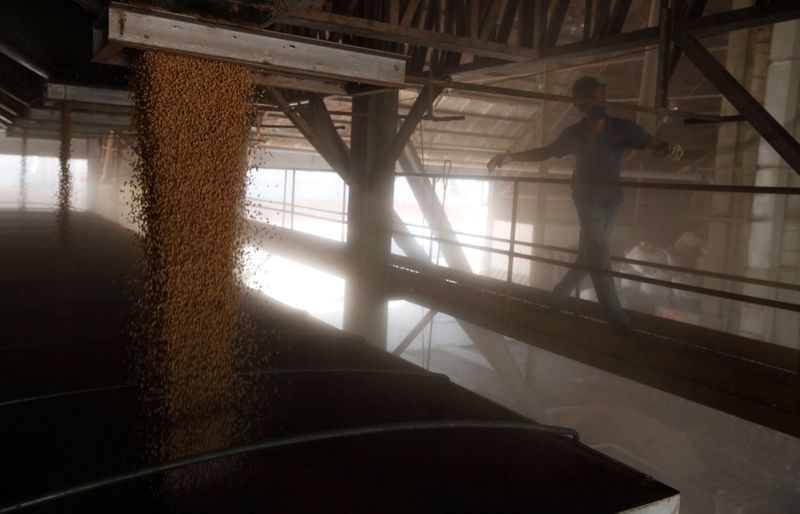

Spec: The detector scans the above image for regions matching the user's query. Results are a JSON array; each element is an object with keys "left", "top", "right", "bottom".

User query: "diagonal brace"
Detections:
[
  {"left": 268, "top": 87, "right": 352, "bottom": 182},
  {"left": 675, "top": 32, "right": 800, "bottom": 175},
  {"left": 392, "top": 309, "right": 438, "bottom": 355},
  {"left": 298, "top": 94, "right": 351, "bottom": 174},
  {"left": 396, "top": 143, "right": 542, "bottom": 416},
  {"left": 383, "top": 85, "right": 443, "bottom": 173}
]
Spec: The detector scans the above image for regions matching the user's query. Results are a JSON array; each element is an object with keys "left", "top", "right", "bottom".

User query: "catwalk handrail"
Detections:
[
  {"left": 245, "top": 178, "right": 800, "bottom": 293},
  {"left": 243, "top": 205, "right": 800, "bottom": 299},
  {"left": 397, "top": 222, "right": 800, "bottom": 294},
  {"left": 248, "top": 197, "right": 347, "bottom": 219},
  {"left": 247, "top": 200, "right": 347, "bottom": 225},
  {"left": 394, "top": 172, "right": 800, "bottom": 195},
  {"left": 391, "top": 231, "right": 800, "bottom": 313}
]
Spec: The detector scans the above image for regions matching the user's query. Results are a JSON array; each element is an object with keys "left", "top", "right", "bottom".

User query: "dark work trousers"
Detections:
[{"left": 551, "top": 201, "right": 626, "bottom": 324}]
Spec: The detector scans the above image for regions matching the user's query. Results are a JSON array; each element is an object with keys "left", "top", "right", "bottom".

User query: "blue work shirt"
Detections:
[{"left": 549, "top": 116, "right": 653, "bottom": 206}]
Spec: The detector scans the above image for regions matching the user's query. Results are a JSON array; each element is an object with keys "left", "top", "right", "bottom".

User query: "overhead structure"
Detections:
[
  {"left": 92, "top": 3, "right": 407, "bottom": 89},
  {"left": 44, "top": 82, "right": 132, "bottom": 107}
]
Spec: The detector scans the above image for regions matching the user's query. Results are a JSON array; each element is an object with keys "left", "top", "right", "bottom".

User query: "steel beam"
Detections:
[
  {"left": 550, "top": 3, "right": 800, "bottom": 57},
  {"left": 94, "top": 3, "right": 406, "bottom": 87},
  {"left": 5, "top": 127, "right": 116, "bottom": 140},
  {"left": 0, "top": 100, "right": 17, "bottom": 118},
  {"left": 675, "top": 32, "right": 800, "bottom": 174},
  {"left": 383, "top": 85, "right": 442, "bottom": 173},
  {"left": 401, "top": 0, "right": 424, "bottom": 27},
  {"left": 296, "top": 95, "right": 351, "bottom": 176},
  {"left": 0, "top": 39, "right": 49, "bottom": 79},
  {"left": 517, "top": 0, "right": 535, "bottom": 48},
  {"left": 252, "top": 73, "right": 349, "bottom": 96},
  {"left": 27, "top": 107, "right": 129, "bottom": 127},
  {"left": 13, "top": 117, "right": 124, "bottom": 133},
  {"left": 0, "top": 86, "right": 28, "bottom": 108},
  {"left": 667, "top": 0, "right": 709, "bottom": 80},
  {"left": 269, "top": 88, "right": 352, "bottom": 182},
  {"left": 592, "top": 0, "right": 610, "bottom": 38},
  {"left": 541, "top": 0, "right": 570, "bottom": 48},
  {"left": 246, "top": 219, "right": 348, "bottom": 276},
  {"left": 261, "top": 0, "right": 317, "bottom": 28},
  {"left": 681, "top": 1, "right": 800, "bottom": 38},
  {"left": 655, "top": 0, "right": 672, "bottom": 109},
  {"left": 583, "top": 0, "right": 593, "bottom": 41},
  {"left": 45, "top": 83, "right": 131, "bottom": 107},
  {"left": 497, "top": 0, "right": 521, "bottom": 44},
  {"left": 392, "top": 212, "right": 432, "bottom": 261},
  {"left": 605, "top": 0, "right": 634, "bottom": 35},
  {"left": 447, "top": 2, "right": 800, "bottom": 80},
  {"left": 268, "top": 93, "right": 437, "bottom": 269},
  {"left": 405, "top": 75, "right": 721, "bottom": 121},
  {"left": 282, "top": 6, "right": 540, "bottom": 62},
  {"left": 479, "top": 0, "right": 504, "bottom": 42}
]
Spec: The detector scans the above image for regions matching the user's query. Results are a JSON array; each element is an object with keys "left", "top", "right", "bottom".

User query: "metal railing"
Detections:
[
  {"left": 397, "top": 221, "right": 800, "bottom": 294},
  {"left": 247, "top": 168, "right": 800, "bottom": 312},
  {"left": 392, "top": 172, "right": 800, "bottom": 313},
  {"left": 247, "top": 168, "right": 348, "bottom": 241}
]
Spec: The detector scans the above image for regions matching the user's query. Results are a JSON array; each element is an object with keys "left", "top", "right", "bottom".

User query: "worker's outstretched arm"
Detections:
[
  {"left": 648, "top": 138, "right": 684, "bottom": 161},
  {"left": 622, "top": 119, "right": 684, "bottom": 161},
  {"left": 487, "top": 145, "right": 556, "bottom": 172}
]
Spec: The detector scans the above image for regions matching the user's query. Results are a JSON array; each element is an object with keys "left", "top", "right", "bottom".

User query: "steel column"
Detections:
[
  {"left": 656, "top": 0, "right": 673, "bottom": 109},
  {"left": 343, "top": 91, "right": 398, "bottom": 349},
  {"left": 507, "top": 181, "right": 519, "bottom": 284}
]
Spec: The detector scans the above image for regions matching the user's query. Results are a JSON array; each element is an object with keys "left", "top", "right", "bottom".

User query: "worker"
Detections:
[{"left": 487, "top": 76, "right": 684, "bottom": 336}]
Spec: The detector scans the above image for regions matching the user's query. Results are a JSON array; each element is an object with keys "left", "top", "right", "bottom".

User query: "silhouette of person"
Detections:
[{"left": 487, "top": 76, "right": 684, "bottom": 335}]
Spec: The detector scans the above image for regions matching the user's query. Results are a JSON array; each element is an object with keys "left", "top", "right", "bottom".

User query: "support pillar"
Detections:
[{"left": 344, "top": 91, "right": 398, "bottom": 349}]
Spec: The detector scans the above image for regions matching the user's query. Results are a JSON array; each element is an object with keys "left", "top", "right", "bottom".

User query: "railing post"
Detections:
[
  {"left": 507, "top": 180, "right": 520, "bottom": 284},
  {"left": 289, "top": 169, "right": 296, "bottom": 230}
]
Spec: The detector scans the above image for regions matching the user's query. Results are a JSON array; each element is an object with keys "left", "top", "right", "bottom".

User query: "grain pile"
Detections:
[{"left": 128, "top": 51, "right": 255, "bottom": 473}]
